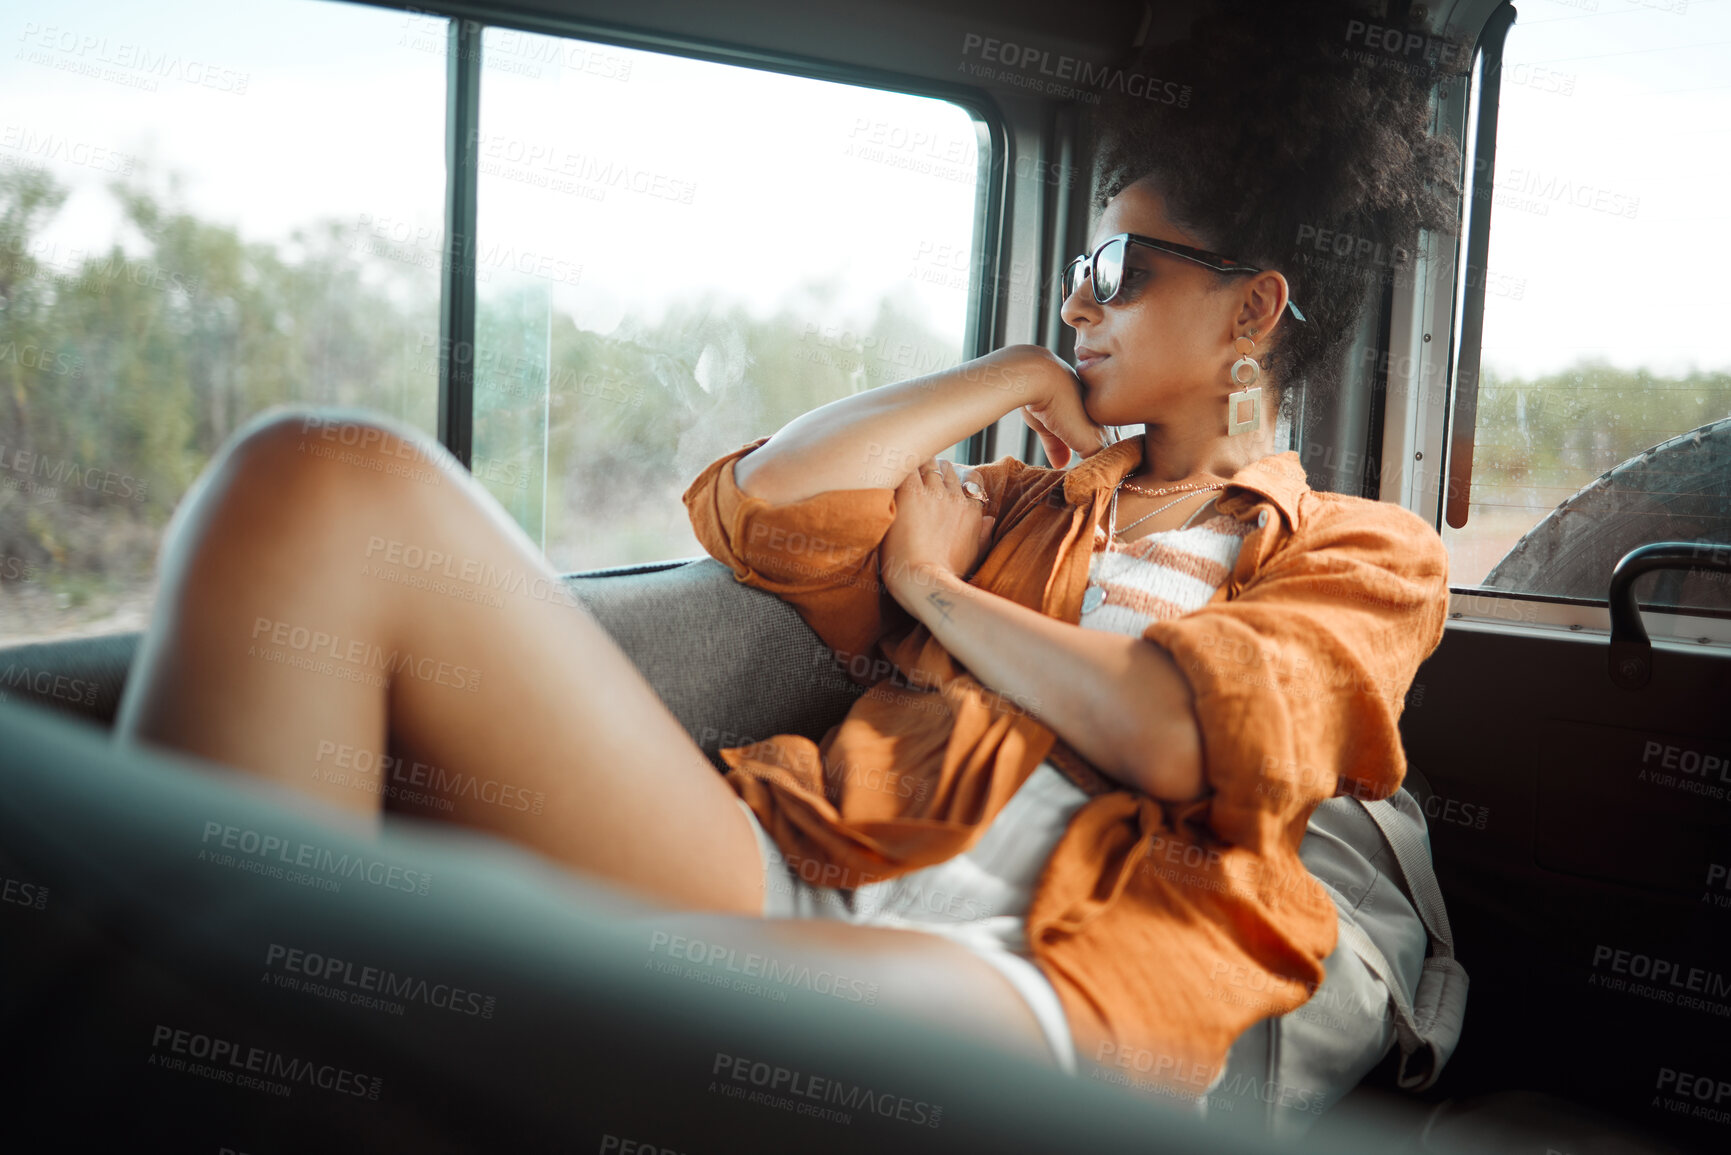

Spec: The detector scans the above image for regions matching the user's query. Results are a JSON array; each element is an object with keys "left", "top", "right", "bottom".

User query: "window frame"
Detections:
[
  {"left": 372, "top": 2, "right": 1008, "bottom": 472},
  {"left": 1407, "top": 0, "right": 1731, "bottom": 643}
]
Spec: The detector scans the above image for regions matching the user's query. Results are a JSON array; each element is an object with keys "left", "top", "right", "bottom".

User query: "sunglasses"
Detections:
[{"left": 1062, "top": 233, "right": 1307, "bottom": 322}]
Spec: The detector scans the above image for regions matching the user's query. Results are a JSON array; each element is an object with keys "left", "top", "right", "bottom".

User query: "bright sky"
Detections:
[
  {"left": 1478, "top": 0, "right": 1731, "bottom": 378},
  {"left": 1, "top": 0, "right": 980, "bottom": 343},
  {"left": 2, "top": 0, "right": 1727, "bottom": 379}
]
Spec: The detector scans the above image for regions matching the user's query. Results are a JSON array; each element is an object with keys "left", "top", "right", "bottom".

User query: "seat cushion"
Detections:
[
  {"left": 0, "top": 690, "right": 1228, "bottom": 1154},
  {"left": 0, "top": 629, "right": 138, "bottom": 729},
  {"left": 566, "top": 558, "right": 866, "bottom": 762},
  {"left": 0, "top": 558, "right": 867, "bottom": 761}
]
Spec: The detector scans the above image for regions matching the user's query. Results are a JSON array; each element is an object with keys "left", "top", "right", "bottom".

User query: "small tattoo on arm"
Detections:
[{"left": 927, "top": 590, "right": 956, "bottom": 623}]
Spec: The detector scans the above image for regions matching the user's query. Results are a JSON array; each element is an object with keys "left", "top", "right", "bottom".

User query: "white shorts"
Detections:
[{"left": 733, "top": 761, "right": 1090, "bottom": 1075}]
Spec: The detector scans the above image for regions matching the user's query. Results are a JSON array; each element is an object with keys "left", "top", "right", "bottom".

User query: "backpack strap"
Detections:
[{"left": 1342, "top": 794, "right": 1470, "bottom": 1092}]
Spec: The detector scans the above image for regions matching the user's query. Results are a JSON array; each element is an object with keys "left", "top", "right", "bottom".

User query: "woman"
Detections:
[{"left": 114, "top": 0, "right": 1460, "bottom": 1109}]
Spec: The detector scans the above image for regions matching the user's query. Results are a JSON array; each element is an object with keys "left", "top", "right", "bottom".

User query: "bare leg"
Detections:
[{"left": 114, "top": 407, "right": 1054, "bottom": 1065}]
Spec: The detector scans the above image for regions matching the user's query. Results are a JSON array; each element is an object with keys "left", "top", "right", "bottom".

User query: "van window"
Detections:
[
  {"left": 468, "top": 28, "right": 984, "bottom": 567},
  {"left": 1443, "top": 0, "right": 1731, "bottom": 610},
  {"left": 0, "top": 0, "right": 447, "bottom": 644}
]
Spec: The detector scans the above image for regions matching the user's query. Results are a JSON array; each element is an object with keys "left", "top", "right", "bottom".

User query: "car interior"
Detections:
[{"left": 2, "top": 0, "right": 1728, "bottom": 1151}]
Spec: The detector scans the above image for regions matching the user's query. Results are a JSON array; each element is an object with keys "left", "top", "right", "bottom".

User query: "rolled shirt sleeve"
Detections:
[
  {"left": 682, "top": 438, "right": 1043, "bottom": 677},
  {"left": 1029, "top": 491, "right": 1452, "bottom": 1095},
  {"left": 682, "top": 436, "right": 902, "bottom": 671},
  {"left": 1142, "top": 493, "right": 1451, "bottom": 854}
]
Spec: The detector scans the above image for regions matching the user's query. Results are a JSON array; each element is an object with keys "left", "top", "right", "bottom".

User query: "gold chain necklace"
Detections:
[
  {"left": 1117, "top": 479, "right": 1223, "bottom": 500},
  {"left": 1082, "top": 480, "right": 1226, "bottom": 615},
  {"left": 1109, "top": 482, "right": 1225, "bottom": 540}
]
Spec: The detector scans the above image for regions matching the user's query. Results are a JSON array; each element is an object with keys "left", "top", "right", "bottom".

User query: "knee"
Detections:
[
  {"left": 163, "top": 407, "right": 454, "bottom": 557},
  {"left": 224, "top": 406, "right": 455, "bottom": 490}
]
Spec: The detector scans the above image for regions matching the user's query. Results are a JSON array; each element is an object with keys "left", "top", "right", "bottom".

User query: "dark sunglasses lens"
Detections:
[{"left": 1094, "top": 238, "right": 1124, "bottom": 303}]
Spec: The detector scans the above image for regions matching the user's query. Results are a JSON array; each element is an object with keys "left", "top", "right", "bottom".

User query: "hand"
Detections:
[
  {"left": 880, "top": 458, "right": 996, "bottom": 606},
  {"left": 1008, "top": 346, "right": 1115, "bottom": 469}
]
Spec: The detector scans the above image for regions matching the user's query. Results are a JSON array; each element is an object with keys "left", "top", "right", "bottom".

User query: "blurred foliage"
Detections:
[
  {"left": 1473, "top": 364, "right": 1731, "bottom": 515},
  {"left": 0, "top": 164, "right": 962, "bottom": 625},
  {"left": 7, "top": 161, "right": 1726, "bottom": 637}
]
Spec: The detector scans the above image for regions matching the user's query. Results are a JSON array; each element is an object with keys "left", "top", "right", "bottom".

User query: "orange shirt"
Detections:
[{"left": 683, "top": 433, "right": 1449, "bottom": 1100}]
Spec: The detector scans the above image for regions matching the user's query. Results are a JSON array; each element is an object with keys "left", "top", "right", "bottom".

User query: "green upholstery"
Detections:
[{"left": 0, "top": 557, "right": 1438, "bottom": 1151}]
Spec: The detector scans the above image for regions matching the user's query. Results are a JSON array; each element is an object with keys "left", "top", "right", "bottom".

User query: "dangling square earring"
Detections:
[{"left": 1227, "top": 333, "right": 1262, "bottom": 437}]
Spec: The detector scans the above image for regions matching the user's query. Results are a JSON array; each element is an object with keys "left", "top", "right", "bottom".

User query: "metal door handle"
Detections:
[{"left": 1607, "top": 541, "right": 1731, "bottom": 690}]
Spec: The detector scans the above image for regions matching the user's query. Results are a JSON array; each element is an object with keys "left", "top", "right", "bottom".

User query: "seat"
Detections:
[
  {"left": 0, "top": 558, "right": 868, "bottom": 764},
  {"left": 0, "top": 557, "right": 1687, "bottom": 1151}
]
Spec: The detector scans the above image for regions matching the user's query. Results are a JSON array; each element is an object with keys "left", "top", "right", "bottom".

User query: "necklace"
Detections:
[
  {"left": 1080, "top": 479, "right": 1226, "bottom": 614},
  {"left": 1117, "top": 479, "right": 1220, "bottom": 499}
]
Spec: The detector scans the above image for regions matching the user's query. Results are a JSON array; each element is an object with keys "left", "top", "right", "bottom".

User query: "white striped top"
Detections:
[
  {"left": 844, "top": 511, "right": 1250, "bottom": 941},
  {"left": 837, "top": 508, "right": 1254, "bottom": 1076},
  {"left": 1081, "top": 509, "right": 1252, "bottom": 632}
]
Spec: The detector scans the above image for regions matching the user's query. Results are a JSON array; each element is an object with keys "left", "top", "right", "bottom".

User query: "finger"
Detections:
[
  {"left": 937, "top": 459, "right": 963, "bottom": 494},
  {"left": 1040, "top": 433, "right": 1069, "bottom": 469},
  {"left": 1021, "top": 408, "right": 1070, "bottom": 467}
]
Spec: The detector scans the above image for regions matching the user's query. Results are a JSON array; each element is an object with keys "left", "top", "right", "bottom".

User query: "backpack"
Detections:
[{"left": 1207, "top": 768, "right": 1470, "bottom": 1138}]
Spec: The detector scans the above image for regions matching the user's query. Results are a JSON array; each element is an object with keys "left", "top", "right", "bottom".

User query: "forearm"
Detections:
[
  {"left": 890, "top": 566, "right": 1206, "bottom": 803},
  {"left": 732, "top": 345, "right": 1058, "bottom": 505}
]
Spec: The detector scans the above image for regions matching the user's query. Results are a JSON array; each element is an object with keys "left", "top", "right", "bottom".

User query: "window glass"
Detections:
[
  {"left": 0, "top": 0, "right": 447, "bottom": 645},
  {"left": 1444, "top": 0, "right": 1731, "bottom": 610},
  {"left": 471, "top": 29, "right": 983, "bottom": 568}
]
